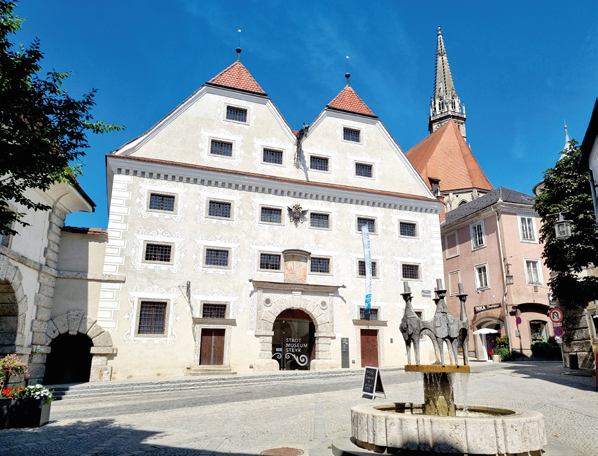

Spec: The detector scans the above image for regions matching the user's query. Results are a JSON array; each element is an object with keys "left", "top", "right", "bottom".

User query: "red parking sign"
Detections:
[{"left": 554, "top": 327, "right": 564, "bottom": 337}]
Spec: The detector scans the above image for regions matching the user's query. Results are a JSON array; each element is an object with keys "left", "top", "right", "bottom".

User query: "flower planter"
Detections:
[{"left": 0, "top": 398, "right": 51, "bottom": 429}]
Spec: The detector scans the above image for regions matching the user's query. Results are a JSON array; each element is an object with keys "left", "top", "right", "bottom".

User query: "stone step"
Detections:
[
  {"left": 47, "top": 367, "right": 404, "bottom": 400},
  {"left": 184, "top": 367, "right": 237, "bottom": 376}
]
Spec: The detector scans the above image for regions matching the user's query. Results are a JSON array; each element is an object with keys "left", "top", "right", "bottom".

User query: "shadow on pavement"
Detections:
[
  {"left": 0, "top": 419, "right": 265, "bottom": 455},
  {"left": 494, "top": 360, "right": 596, "bottom": 392}
]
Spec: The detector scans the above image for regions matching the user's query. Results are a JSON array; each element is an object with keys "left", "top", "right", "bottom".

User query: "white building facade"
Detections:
[{"left": 97, "top": 56, "right": 444, "bottom": 380}]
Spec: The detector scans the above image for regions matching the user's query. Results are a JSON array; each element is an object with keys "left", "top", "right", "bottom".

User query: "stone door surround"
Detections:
[{"left": 251, "top": 280, "right": 340, "bottom": 372}]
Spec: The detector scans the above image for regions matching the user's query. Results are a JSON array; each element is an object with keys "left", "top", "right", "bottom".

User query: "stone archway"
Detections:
[
  {"left": 253, "top": 287, "right": 337, "bottom": 372},
  {"left": 44, "top": 311, "right": 116, "bottom": 382},
  {"left": 0, "top": 254, "right": 28, "bottom": 352},
  {"left": 474, "top": 318, "right": 503, "bottom": 361}
]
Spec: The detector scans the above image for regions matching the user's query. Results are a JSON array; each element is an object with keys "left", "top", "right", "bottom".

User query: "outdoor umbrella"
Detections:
[{"left": 473, "top": 328, "right": 499, "bottom": 335}]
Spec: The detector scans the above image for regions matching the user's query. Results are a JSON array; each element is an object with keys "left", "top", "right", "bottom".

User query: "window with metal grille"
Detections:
[
  {"left": 205, "top": 249, "right": 229, "bottom": 267},
  {"left": 263, "top": 148, "right": 283, "bottom": 164},
  {"left": 202, "top": 303, "right": 227, "bottom": 319},
  {"left": 310, "top": 213, "right": 329, "bottom": 228},
  {"left": 475, "top": 264, "right": 488, "bottom": 288},
  {"left": 208, "top": 201, "right": 232, "bottom": 218},
  {"left": 210, "top": 140, "right": 233, "bottom": 157},
  {"left": 360, "top": 308, "right": 378, "bottom": 320},
  {"left": 145, "top": 244, "right": 172, "bottom": 262},
  {"left": 355, "top": 163, "right": 372, "bottom": 178},
  {"left": 138, "top": 301, "right": 167, "bottom": 334},
  {"left": 471, "top": 223, "right": 485, "bottom": 248},
  {"left": 344, "top": 128, "right": 360, "bottom": 142},
  {"left": 226, "top": 106, "right": 247, "bottom": 123},
  {"left": 402, "top": 264, "right": 420, "bottom": 280},
  {"left": 260, "top": 253, "right": 281, "bottom": 270},
  {"left": 310, "top": 156, "right": 329, "bottom": 171},
  {"left": 149, "top": 193, "right": 175, "bottom": 212},
  {"left": 400, "top": 222, "right": 417, "bottom": 237},
  {"left": 357, "top": 217, "right": 375, "bottom": 233},
  {"left": 311, "top": 257, "right": 330, "bottom": 274},
  {"left": 261, "top": 207, "right": 282, "bottom": 224},
  {"left": 521, "top": 217, "right": 535, "bottom": 241},
  {"left": 358, "top": 260, "right": 377, "bottom": 277}
]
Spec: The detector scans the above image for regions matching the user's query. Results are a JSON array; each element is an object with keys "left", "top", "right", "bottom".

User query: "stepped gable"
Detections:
[
  {"left": 327, "top": 86, "right": 376, "bottom": 117},
  {"left": 208, "top": 61, "right": 266, "bottom": 95},
  {"left": 406, "top": 120, "right": 492, "bottom": 191}
]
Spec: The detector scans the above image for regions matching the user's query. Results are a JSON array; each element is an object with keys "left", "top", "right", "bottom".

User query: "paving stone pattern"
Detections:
[{"left": 0, "top": 362, "right": 596, "bottom": 455}]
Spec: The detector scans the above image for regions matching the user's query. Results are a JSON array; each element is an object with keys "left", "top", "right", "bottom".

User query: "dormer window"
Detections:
[
  {"left": 226, "top": 106, "right": 247, "bottom": 123},
  {"left": 343, "top": 128, "right": 360, "bottom": 142}
]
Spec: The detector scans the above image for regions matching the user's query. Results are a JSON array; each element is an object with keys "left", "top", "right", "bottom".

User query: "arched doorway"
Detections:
[
  {"left": 272, "top": 309, "right": 315, "bottom": 370},
  {"left": 0, "top": 279, "right": 18, "bottom": 347},
  {"left": 474, "top": 319, "right": 503, "bottom": 361},
  {"left": 43, "top": 333, "right": 93, "bottom": 384}
]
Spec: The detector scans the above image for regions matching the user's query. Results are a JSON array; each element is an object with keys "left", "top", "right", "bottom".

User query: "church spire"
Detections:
[{"left": 428, "top": 26, "right": 466, "bottom": 140}]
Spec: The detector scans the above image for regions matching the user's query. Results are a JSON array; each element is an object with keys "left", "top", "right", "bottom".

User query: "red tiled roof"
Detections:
[
  {"left": 62, "top": 226, "right": 107, "bottom": 236},
  {"left": 208, "top": 61, "right": 266, "bottom": 95},
  {"left": 406, "top": 120, "right": 493, "bottom": 192},
  {"left": 327, "top": 86, "right": 375, "bottom": 117}
]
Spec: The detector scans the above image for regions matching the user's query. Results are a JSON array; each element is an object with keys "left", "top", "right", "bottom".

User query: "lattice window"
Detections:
[
  {"left": 226, "top": 106, "right": 247, "bottom": 123},
  {"left": 344, "top": 128, "right": 360, "bottom": 142},
  {"left": 402, "top": 264, "right": 420, "bottom": 280},
  {"left": 263, "top": 149, "right": 283, "bottom": 164},
  {"left": 358, "top": 260, "right": 377, "bottom": 277},
  {"left": 210, "top": 140, "right": 233, "bottom": 157},
  {"left": 475, "top": 264, "right": 488, "bottom": 289},
  {"left": 310, "top": 156, "right": 329, "bottom": 171},
  {"left": 471, "top": 223, "right": 485, "bottom": 248},
  {"left": 355, "top": 163, "right": 372, "bottom": 178},
  {"left": 526, "top": 260, "right": 541, "bottom": 284},
  {"left": 260, "top": 253, "right": 281, "bottom": 270},
  {"left": 261, "top": 207, "right": 282, "bottom": 224},
  {"left": 149, "top": 193, "right": 175, "bottom": 212},
  {"left": 360, "top": 308, "right": 378, "bottom": 320},
  {"left": 138, "top": 301, "right": 167, "bottom": 334},
  {"left": 399, "top": 222, "right": 417, "bottom": 237},
  {"left": 144, "top": 244, "right": 172, "bottom": 262},
  {"left": 310, "top": 257, "right": 330, "bottom": 274},
  {"left": 310, "top": 213, "right": 329, "bottom": 228},
  {"left": 521, "top": 217, "right": 535, "bottom": 241},
  {"left": 357, "top": 217, "right": 375, "bottom": 233},
  {"left": 202, "top": 303, "right": 227, "bottom": 319},
  {"left": 205, "top": 249, "right": 229, "bottom": 267},
  {"left": 208, "top": 201, "right": 232, "bottom": 218}
]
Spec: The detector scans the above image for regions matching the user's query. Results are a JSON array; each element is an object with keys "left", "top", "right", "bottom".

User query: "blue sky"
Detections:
[{"left": 12, "top": 0, "right": 598, "bottom": 229}]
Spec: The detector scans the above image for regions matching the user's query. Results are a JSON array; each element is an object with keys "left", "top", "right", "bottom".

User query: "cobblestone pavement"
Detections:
[{"left": 0, "top": 361, "right": 596, "bottom": 456}]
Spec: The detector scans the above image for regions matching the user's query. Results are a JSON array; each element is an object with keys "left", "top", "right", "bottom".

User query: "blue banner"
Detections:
[{"left": 361, "top": 225, "right": 372, "bottom": 310}]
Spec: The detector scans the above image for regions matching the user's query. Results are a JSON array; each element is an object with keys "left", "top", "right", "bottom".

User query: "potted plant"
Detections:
[{"left": 0, "top": 355, "right": 53, "bottom": 428}]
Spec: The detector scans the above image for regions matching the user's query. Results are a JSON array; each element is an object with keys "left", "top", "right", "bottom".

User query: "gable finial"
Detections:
[
  {"left": 345, "top": 56, "right": 350, "bottom": 87},
  {"left": 236, "top": 29, "right": 242, "bottom": 61}
]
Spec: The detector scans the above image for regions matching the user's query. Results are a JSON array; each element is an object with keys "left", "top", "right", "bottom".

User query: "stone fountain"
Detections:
[{"left": 334, "top": 280, "right": 547, "bottom": 456}]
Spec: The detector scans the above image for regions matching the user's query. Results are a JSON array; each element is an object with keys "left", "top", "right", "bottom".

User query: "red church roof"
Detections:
[
  {"left": 208, "top": 61, "right": 266, "bottom": 95},
  {"left": 327, "top": 86, "right": 375, "bottom": 117},
  {"left": 406, "top": 120, "right": 493, "bottom": 192}
]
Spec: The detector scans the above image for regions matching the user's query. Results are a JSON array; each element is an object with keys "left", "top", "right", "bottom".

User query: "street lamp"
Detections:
[{"left": 554, "top": 213, "right": 572, "bottom": 240}]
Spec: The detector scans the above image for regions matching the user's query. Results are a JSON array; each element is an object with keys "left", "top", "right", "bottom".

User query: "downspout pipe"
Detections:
[{"left": 492, "top": 202, "right": 513, "bottom": 354}]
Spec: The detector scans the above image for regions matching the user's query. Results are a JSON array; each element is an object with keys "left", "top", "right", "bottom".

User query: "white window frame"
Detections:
[
  {"left": 518, "top": 216, "right": 537, "bottom": 243},
  {"left": 209, "top": 138, "right": 235, "bottom": 159},
  {"left": 204, "top": 247, "right": 232, "bottom": 270},
  {"left": 309, "top": 154, "right": 330, "bottom": 173},
  {"left": 143, "top": 241, "right": 175, "bottom": 265},
  {"left": 258, "top": 252, "right": 283, "bottom": 272},
  {"left": 342, "top": 127, "right": 362, "bottom": 144},
  {"left": 225, "top": 105, "right": 249, "bottom": 125},
  {"left": 398, "top": 220, "right": 419, "bottom": 239},
  {"left": 135, "top": 300, "right": 170, "bottom": 337},
  {"left": 524, "top": 258, "right": 543, "bottom": 285},
  {"left": 309, "top": 256, "right": 333, "bottom": 276},
  {"left": 147, "top": 192, "right": 177, "bottom": 214},
  {"left": 401, "top": 262, "right": 422, "bottom": 282},
  {"left": 354, "top": 161, "right": 374, "bottom": 179},
  {"left": 470, "top": 221, "right": 486, "bottom": 250},
  {"left": 261, "top": 147, "right": 285, "bottom": 167},
  {"left": 448, "top": 270, "right": 462, "bottom": 296},
  {"left": 474, "top": 263, "right": 490, "bottom": 290},
  {"left": 206, "top": 199, "right": 234, "bottom": 221},
  {"left": 259, "top": 205, "right": 285, "bottom": 226},
  {"left": 444, "top": 231, "right": 459, "bottom": 258}
]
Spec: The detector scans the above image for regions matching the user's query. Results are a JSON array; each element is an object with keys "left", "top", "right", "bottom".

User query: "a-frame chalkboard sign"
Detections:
[{"left": 361, "top": 366, "right": 386, "bottom": 399}]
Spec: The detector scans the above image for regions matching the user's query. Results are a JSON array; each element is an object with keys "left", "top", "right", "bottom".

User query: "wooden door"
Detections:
[
  {"left": 200, "top": 328, "right": 225, "bottom": 365},
  {"left": 360, "top": 329, "right": 378, "bottom": 367}
]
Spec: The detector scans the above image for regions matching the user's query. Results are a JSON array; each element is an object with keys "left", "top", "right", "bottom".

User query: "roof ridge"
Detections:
[{"left": 327, "top": 86, "right": 376, "bottom": 117}]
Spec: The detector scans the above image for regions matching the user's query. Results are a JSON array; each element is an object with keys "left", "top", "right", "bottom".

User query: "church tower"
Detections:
[{"left": 428, "top": 26, "right": 466, "bottom": 140}]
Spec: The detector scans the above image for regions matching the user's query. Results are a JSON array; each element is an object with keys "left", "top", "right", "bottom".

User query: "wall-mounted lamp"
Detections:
[{"left": 555, "top": 213, "right": 572, "bottom": 240}]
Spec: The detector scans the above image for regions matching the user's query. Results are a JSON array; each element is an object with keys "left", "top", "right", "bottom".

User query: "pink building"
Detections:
[{"left": 442, "top": 187, "right": 554, "bottom": 360}]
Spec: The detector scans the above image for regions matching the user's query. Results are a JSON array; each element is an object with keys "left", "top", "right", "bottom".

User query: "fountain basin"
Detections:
[{"left": 351, "top": 403, "right": 546, "bottom": 455}]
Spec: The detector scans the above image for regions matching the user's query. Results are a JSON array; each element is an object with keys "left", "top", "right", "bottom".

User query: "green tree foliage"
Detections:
[
  {"left": 0, "top": 0, "right": 123, "bottom": 236},
  {"left": 533, "top": 141, "right": 598, "bottom": 309}
]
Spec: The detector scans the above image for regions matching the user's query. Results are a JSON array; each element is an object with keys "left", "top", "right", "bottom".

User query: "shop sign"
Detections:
[
  {"left": 474, "top": 303, "right": 501, "bottom": 314},
  {"left": 421, "top": 290, "right": 432, "bottom": 298},
  {"left": 362, "top": 366, "right": 386, "bottom": 400},
  {"left": 553, "top": 322, "right": 562, "bottom": 327}
]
